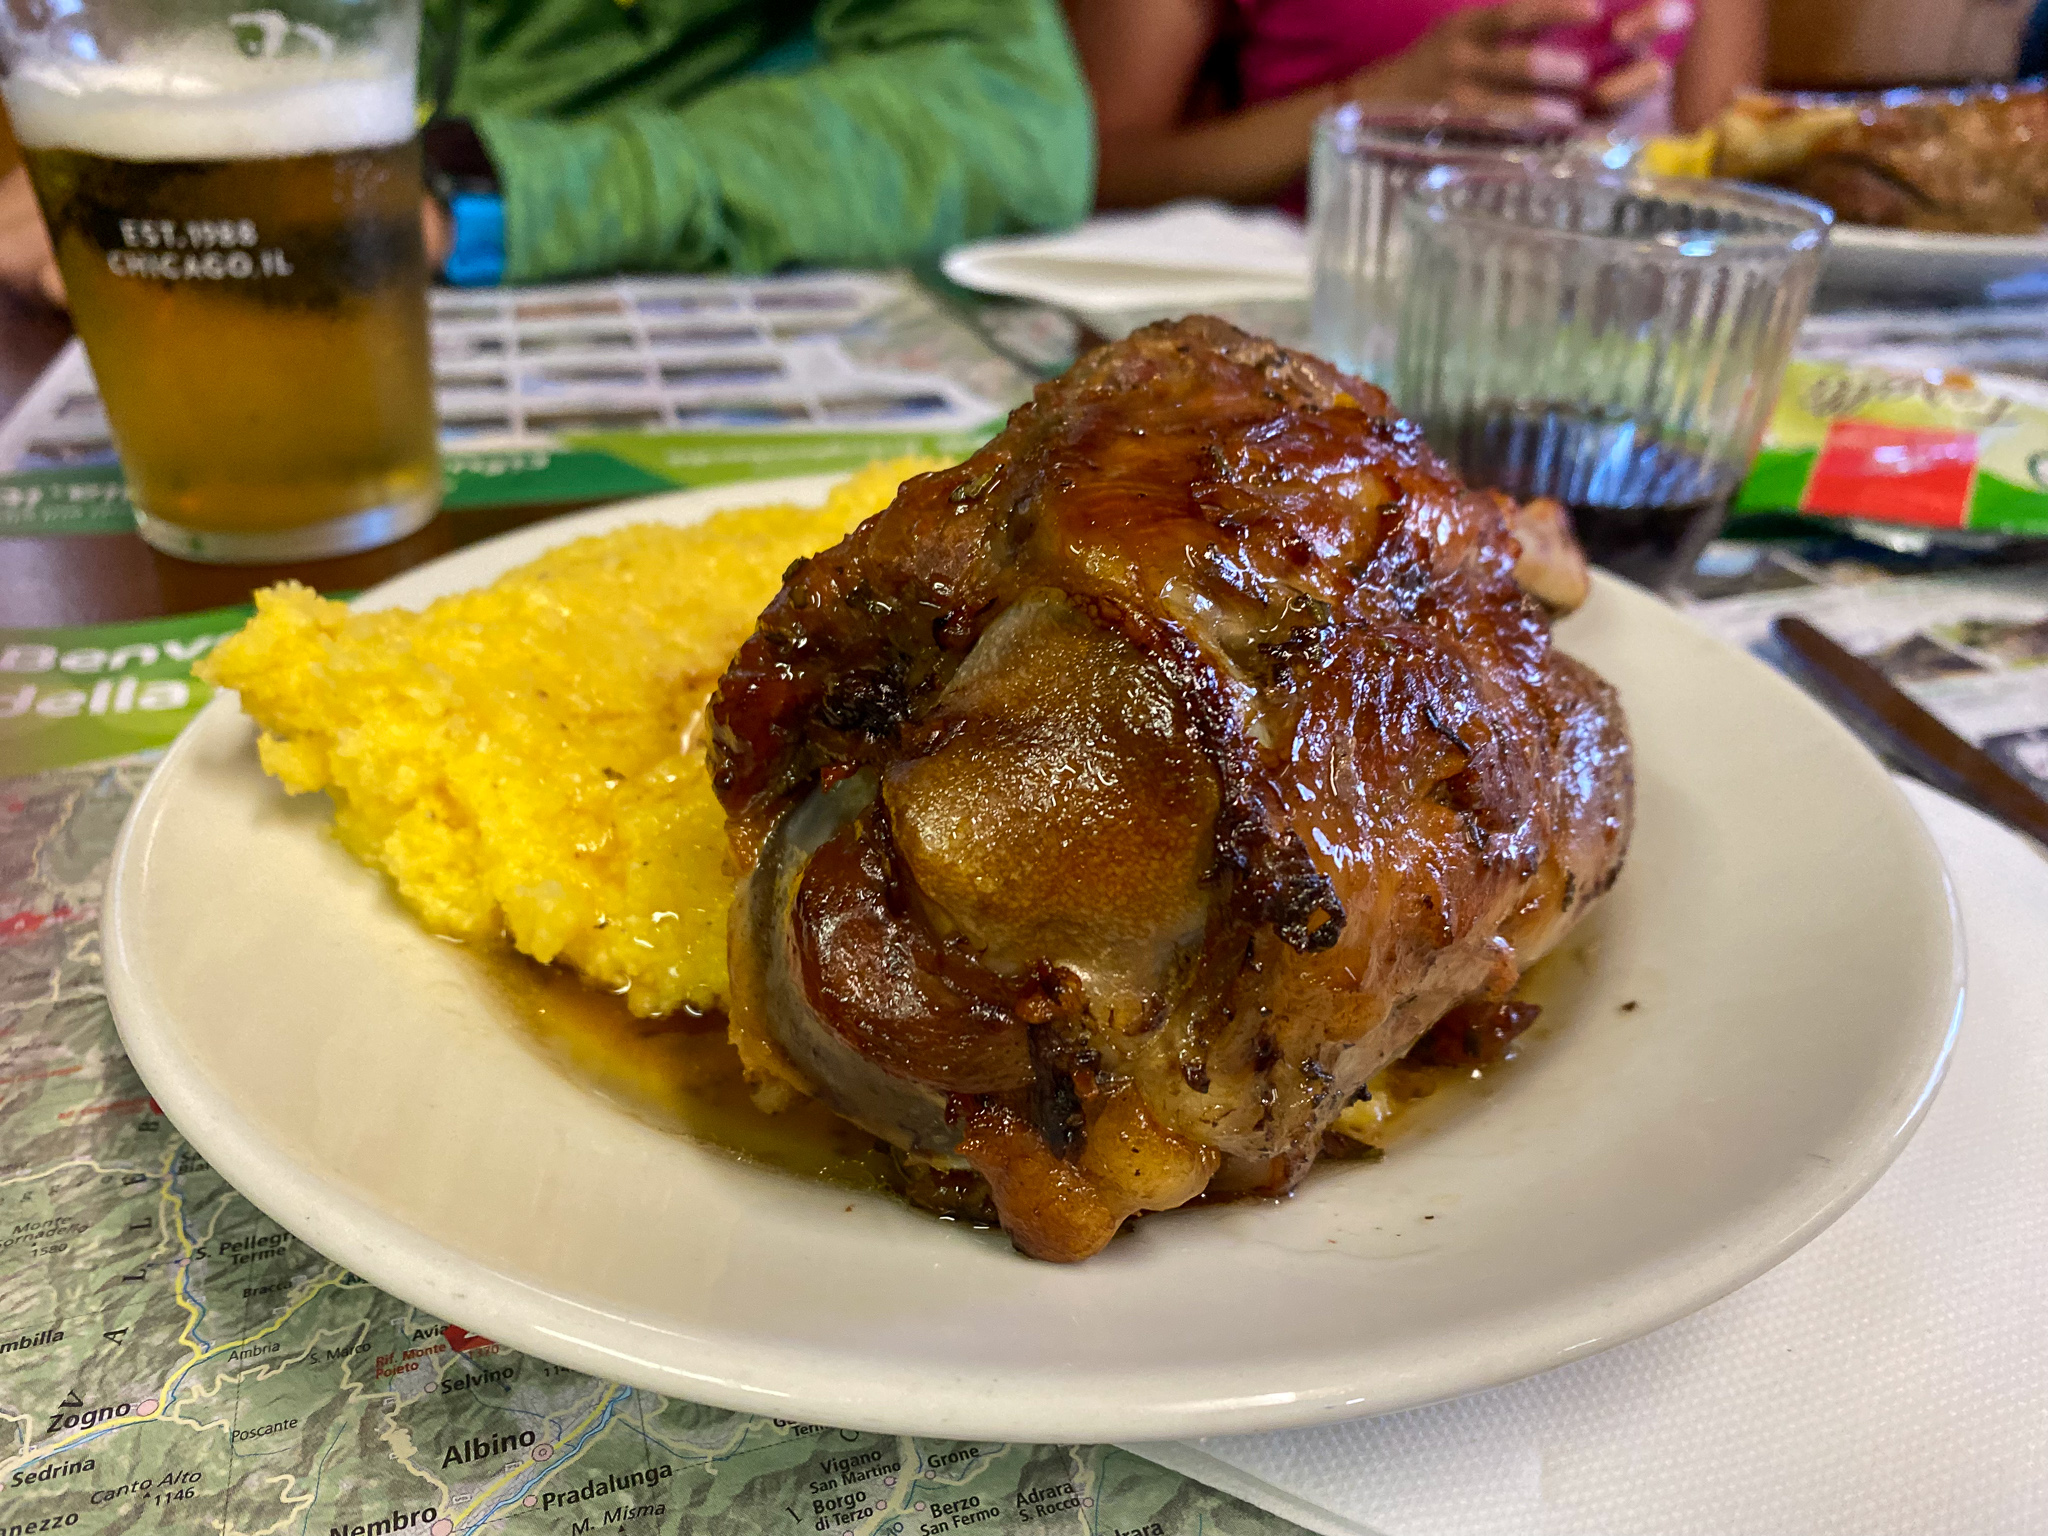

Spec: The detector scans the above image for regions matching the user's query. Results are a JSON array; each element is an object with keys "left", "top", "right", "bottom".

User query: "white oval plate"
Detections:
[
  {"left": 1825, "top": 223, "right": 2048, "bottom": 299},
  {"left": 105, "top": 474, "right": 1963, "bottom": 1443}
]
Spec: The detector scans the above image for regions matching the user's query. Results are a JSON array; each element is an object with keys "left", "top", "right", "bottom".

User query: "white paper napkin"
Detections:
[
  {"left": 1130, "top": 781, "right": 2048, "bottom": 1536},
  {"left": 941, "top": 201, "right": 1308, "bottom": 338}
]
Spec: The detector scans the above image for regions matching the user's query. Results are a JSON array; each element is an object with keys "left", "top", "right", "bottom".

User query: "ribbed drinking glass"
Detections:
[
  {"left": 1393, "top": 169, "right": 1830, "bottom": 589},
  {"left": 1308, "top": 106, "right": 1597, "bottom": 386}
]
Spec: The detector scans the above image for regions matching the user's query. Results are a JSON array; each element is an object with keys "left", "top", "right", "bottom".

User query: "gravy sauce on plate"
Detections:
[
  {"left": 481, "top": 950, "right": 898, "bottom": 1192},
  {"left": 476, "top": 936, "right": 1598, "bottom": 1198}
]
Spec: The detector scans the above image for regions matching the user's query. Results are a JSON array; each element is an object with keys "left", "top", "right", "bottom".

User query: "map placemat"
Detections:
[
  {"left": 0, "top": 745, "right": 1316, "bottom": 1536},
  {"left": 13, "top": 537, "right": 2040, "bottom": 1536}
]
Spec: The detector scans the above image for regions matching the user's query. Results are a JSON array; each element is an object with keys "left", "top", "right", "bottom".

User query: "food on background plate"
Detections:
[
  {"left": 1706, "top": 83, "right": 2048, "bottom": 235},
  {"left": 198, "top": 461, "right": 937, "bottom": 1019},
  {"left": 711, "top": 317, "right": 1635, "bottom": 1261}
]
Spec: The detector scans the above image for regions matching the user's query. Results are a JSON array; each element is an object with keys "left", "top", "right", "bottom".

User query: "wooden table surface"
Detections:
[{"left": 0, "top": 292, "right": 584, "bottom": 629}]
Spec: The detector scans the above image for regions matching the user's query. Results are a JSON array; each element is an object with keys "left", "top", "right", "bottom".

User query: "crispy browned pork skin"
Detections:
[{"left": 709, "top": 317, "right": 1633, "bottom": 1261}]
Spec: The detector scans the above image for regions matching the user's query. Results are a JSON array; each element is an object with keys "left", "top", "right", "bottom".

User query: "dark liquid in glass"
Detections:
[{"left": 1429, "top": 405, "right": 1738, "bottom": 591}]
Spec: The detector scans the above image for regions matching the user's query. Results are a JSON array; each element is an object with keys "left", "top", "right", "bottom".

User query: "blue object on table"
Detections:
[{"left": 443, "top": 191, "right": 506, "bottom": 287}]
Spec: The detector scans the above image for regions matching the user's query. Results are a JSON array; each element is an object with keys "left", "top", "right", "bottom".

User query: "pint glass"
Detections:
[{"left": 1, "top": 0, "right": 439, "bottom": 562}]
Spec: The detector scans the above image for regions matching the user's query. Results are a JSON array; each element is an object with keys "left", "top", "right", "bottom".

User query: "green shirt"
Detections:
[{"left": 427, "top": 0, "right": 1094, "bottom": 282}]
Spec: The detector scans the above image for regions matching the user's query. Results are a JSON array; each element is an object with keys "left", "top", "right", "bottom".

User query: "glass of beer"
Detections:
[{"left": 1, "top": 0, "right": 439, "bottom": 562}]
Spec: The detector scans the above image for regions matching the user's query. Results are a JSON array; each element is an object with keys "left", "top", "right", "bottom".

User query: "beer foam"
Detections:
[{"left": 3, "top": 55, "right": 416, "bottom": 160}]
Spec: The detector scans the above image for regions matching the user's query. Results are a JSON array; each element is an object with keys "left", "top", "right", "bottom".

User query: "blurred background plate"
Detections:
[{"left": 1824, "top": 224, "right": 2048, "bottom": 301}]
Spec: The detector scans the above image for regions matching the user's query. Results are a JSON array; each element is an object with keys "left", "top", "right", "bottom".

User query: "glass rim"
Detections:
[
  {"left": 1316, "top": 101, "right": 1582, "bottom": 156},
  {"left": 1402, "top": 166, "right": 1834, "bottom": 261}
]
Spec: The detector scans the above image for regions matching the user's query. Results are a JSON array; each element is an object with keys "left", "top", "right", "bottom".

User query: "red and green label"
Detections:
[{"left": 1732, "top": 360, "right": 2048, "bottom": 535}]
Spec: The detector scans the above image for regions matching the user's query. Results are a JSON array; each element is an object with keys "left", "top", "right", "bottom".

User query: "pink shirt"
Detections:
[
  {"left": 1234, "top": 0, "right": 1490, "bottom": 104},
  {"left": 1232, "top": 0, "right": 1689, "bottom": 106}
]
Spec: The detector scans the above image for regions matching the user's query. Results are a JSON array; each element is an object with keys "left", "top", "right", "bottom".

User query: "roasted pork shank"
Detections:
[{"left": 709, "top": 318, "right": 1632, "bottom": 1261}]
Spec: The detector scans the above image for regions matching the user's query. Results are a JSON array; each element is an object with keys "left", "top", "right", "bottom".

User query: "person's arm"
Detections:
[
  {"left": 1074, "top": 0, "right": 1692, "bottom": 210},
  {"left": 1071, "top": 0, "right": 1324, "bottom": 208},
  {"left": 469, "top": 0, "right": 1093, "bottom": 282},
  {"left": 1079, "top": 0, "right": 1600, "bottom": 209},
  {"left": 0, "top": 165, "right": 64, "bottom": 307},
  {"left": 1671, "top": 0, "right": 1765, "bottom": 130}
]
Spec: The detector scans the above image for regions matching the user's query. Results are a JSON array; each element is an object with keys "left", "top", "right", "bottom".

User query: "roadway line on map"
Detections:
[
  {"left": 454, "top": 1383, "right": 633, "bottom": 1532},
  {"left": 242, "top": 1465, "right": 316, "bottom": 1536},
  {"left": 619, "top": 1417, "right": 742, "bottom": 1470},
  {"left": 161, "top": 1141, "right": 215, "bottom": 1355},
  {"left": 155, "top": 1275, "right": 356, "bottom": 1415},
  {"left": 260, "top": 1415, "right": 345, "bottom": 1536},
  {"left": 1, "top": 1144, "right": 833, "bottom": 1536},
  {"left": 343, "top": 1316, "right": 459, "bottom": 1521},
  {"left": 289, "top": 1416, "right": 354, "bottom": 1536},
  {"left": 0, "top": 1151, "right": 154, "bottom": 1189},
  {"left": 259, "top": 1330, "right": 457, "bottom": 1536},
  {"left": 0, "top": 1251, "right": 356, "bottom": 1481},
  {"left": 0, "top": 1270, "right": 355, "bottom": 1483}
]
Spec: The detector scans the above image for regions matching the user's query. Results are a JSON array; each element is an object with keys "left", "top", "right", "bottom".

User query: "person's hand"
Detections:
[
  {"left": 1354, "top": 0, "right": 1688, "bottom": 127},
  {"left": 0, "top": 166, "right": 65, "bottom": 309},
  {"left": 1593, "top": 0, "right": 1692, "bottom": 118},
  {"left": 422, "top": 194, "right": 453, "bottom": 274}
]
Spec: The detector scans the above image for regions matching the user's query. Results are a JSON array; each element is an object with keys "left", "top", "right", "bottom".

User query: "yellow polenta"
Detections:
[{"left": 199, "top": 460, "right": 937, "bottom": 1017}]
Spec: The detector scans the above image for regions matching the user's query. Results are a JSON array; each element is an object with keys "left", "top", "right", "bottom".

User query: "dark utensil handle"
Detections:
[{"left": 1774, "top": 614, "right": 2048, "bottom": 850}]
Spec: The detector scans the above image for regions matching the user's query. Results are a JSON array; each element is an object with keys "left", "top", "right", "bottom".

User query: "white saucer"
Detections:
[
  {"left": 104, "top": 475, "right": 1962, "bottom": 1442},
  {"left": 1825, "top": 224, "right": 2048, "bottom": 299}
]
